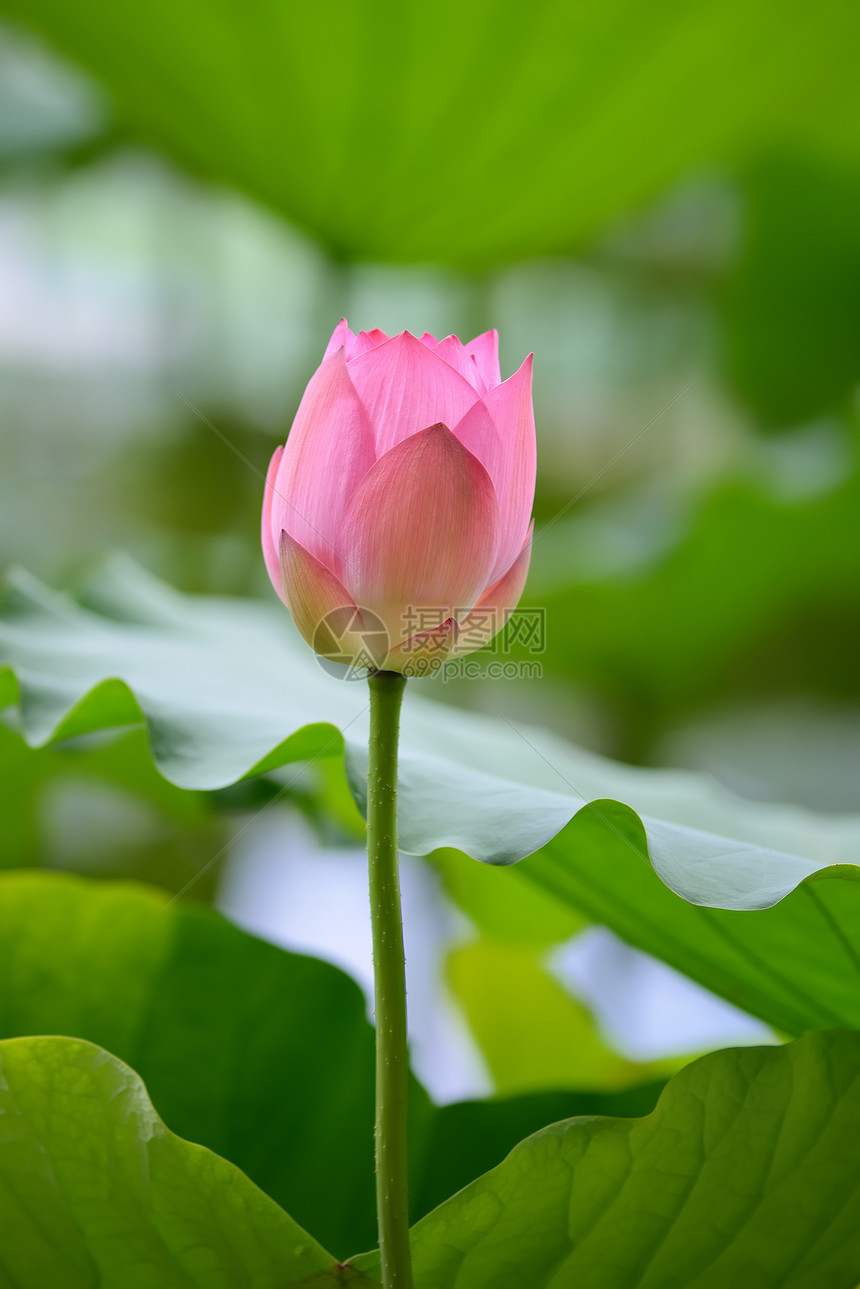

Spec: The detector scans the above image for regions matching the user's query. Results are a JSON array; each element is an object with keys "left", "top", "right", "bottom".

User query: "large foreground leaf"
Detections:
[
  {"left": 410, "top": 1080, "right": 664, "bottom": 1231},
  {"left": 2, "top": 559, "right": 860, "bottom": 1038},
  {"left": 0, "top": 1036, "right": 353, "bottom": 1289},
  {"left": 3, "top": 1031, "right": 857, "bottom": 1287},
  {"left": 0, "top": 870, "right": 381, "bottom": 1257},
  {"left": 0, "top": 871, "right": 663, "bottom": 1258},
  {"left": 356, "top": 1030, "right": 860, "bottom": 1289},
  {"left": 5, "top": 2, "right": 859, "bottom": 268}
]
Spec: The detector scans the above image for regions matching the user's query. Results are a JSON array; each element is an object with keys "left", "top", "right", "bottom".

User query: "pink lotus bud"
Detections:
[{"left": 262, "top": 322, "right": 535, "bottom": 676}]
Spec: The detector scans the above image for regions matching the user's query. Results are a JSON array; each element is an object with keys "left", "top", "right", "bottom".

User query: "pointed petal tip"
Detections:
[
  {"left": 323, "top": 318, "right": 356, "bottom": 360},
  {"left": 510, "top": 351, "right": 533, "bottom": 381},
  {"left": 325, "top": 343, "right": 350, "bottom": 367}
]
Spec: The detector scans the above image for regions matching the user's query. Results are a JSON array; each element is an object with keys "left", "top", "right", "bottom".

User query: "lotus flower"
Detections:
[{"left": 262, "top": 321, "right": 535, "bottom": 675}]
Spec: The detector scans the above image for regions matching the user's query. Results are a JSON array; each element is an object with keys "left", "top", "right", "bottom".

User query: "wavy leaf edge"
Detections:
[{"left": 1, "top": 559, "right": 857, "bottom": 915}]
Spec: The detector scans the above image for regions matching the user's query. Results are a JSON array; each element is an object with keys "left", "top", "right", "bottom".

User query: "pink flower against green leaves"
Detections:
[{"left": 262, "top": 322, "right": 535, "bottom": 675}]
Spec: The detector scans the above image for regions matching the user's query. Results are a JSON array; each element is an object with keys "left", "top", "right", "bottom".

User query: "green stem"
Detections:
[{"left": 366, "top": 669, "right": 413, "bottom": 1289}]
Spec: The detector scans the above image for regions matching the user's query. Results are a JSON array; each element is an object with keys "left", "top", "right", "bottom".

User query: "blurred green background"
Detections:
[{"left": 1, "top": 1, "right": 858, "bottom": 1088}]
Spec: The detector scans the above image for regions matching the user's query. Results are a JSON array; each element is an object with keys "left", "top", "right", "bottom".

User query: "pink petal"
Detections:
[
  {"left": 279, "top": 531, "right": 376, "bottom": 665},
  {"left": 453, "top": 353, "right": 535, "bottom": 582},
  {"left": 384, "top": 617, "right": 458, "bottom": 677},
  {"left": 323, "top": 320, "right": 391, "bottom": 362},
  {"left": 350, "top": 328, "right": 390, "bottom": 358},
  {"left": 418, "top": 331, "right": 439, "bottom": 347},
  {"left": 323, "top": 318, "right": 355, "bottom": 359},
  {"left": 347, "top": 331, "right": 482, "bottom": 456},
  {"left": 338, "top": 422, "right": 499, "bottom": 646},
  {"left": 432, "top": 332, "right": 500, "bottom": 394},
  {"left": 261, "top": 446, "right": 285, "bottom": 602},
  {"left": 463, "top": 329, "right": 501, "bottom": 393},
  {"left": 452, "top": 526, "right": 533, "bottom": 656},
  {"left": 432, "top": 334, "right": 482, "bottom": 393},
  {"left": 272, "top": 349, "right": 376, "bottom": 577}
]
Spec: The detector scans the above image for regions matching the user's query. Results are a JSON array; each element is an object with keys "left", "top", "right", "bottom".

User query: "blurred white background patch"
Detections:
[{"left": 219, "top": 812, "right": 774, "bottom": 1103}]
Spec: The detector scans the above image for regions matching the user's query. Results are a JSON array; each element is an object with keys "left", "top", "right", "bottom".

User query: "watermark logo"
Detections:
[
  {"left": 438, "top": 657, "right": 544, "bottom": 682},
  {"left": 311, "top": 604, "right": 547, "bottom": 681},
  {"left": 313, "top": 605, "right": 389, "bottom": 681},
  {"left": 502, "top": 607, "right": 546, "bottom": 655},
  {"left": 439, "top": 606, "right": 546, "bottom": 682}
]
